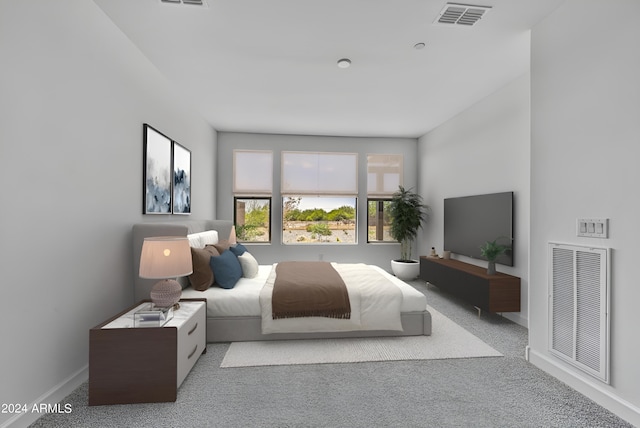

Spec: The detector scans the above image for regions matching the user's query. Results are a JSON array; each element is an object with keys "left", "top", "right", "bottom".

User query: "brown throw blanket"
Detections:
[{"left": 272, "top": 261, "right": 351, "bottom": 320}]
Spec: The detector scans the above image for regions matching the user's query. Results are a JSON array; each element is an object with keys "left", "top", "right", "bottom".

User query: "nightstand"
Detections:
[{"left": 89, "top": 298, "right": 206, "bottom": 406}]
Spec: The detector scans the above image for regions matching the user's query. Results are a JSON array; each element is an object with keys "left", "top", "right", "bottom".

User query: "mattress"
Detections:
[{"left": 181, "top": 264, "right": 427, "bottom": 318}]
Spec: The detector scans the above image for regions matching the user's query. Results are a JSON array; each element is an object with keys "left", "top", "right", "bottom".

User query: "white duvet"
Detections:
[
  {"left": 181, "top": 263, "right": 427, "bottom": 334},
  {"left": 260, "top": 263, "right": 403, "bottom": 334}
]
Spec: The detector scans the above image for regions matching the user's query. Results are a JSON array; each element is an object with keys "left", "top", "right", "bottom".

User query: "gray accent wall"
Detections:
[
  {"left": 216, "top": 132, "right": 418, "bottom": 269},
  {"left": 0, "top": 1, "right": 216, "bottom": 426}
]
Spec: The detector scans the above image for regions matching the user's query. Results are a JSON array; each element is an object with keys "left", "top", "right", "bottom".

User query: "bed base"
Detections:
[{"left": 206, "top": 311, "right": 431, "bottom": 342}]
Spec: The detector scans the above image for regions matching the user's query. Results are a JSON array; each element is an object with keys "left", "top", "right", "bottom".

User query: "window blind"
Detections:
[
  {"left": 281, "top": 151, "right": 357, "bottom": 196},
  {"left": 233, "top": 150, "right": 273, "bottom": 195},
  {"left": 367, "top": 154, "right": 403, "bottom": 196}
]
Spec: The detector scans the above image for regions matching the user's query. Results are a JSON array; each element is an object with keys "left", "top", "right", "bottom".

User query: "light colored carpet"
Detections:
[{"left": 220, "top": 306, "right": 502, "bottom": 367}]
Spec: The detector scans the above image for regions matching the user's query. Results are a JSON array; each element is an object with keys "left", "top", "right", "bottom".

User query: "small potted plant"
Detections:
[
  {"left": 389, "top": 186, "right": 428, "bottom": 280},
  {"left": 479, "top": 238, "right": 511, "bottom": 275}
]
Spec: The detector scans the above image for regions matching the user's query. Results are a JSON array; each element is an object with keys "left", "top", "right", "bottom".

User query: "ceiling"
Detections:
[{"left": 93, "top": 0, "right": 565, "bottom": 138}]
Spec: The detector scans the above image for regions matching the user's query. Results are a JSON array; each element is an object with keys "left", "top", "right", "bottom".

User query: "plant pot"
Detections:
[
  {"left": 391, "top": 259, "right": 420, "bottom": 281},
  {"left": 487, "top": 261, "right": 496, "bottom": 275}
]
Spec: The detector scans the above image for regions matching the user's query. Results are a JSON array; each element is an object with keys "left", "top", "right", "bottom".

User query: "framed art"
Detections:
[
  {"left": 143, "top": 124, "right": 172, "bottom": 214},
  {"left": 172, "top": 141, "right": 191, "bottom": 214}
]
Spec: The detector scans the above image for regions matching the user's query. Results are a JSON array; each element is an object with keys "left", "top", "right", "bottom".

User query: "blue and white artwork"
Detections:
[
  {"left": 144, "top": 125, "right": 172, "bottom": 214},
  {"left": 173, "top": 142, "right": 191, "bottom": 214}
]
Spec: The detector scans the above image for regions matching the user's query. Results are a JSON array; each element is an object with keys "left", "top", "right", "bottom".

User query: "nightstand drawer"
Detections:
[{"left": 177, "top": 302, "right": 206, "bottom": 387}]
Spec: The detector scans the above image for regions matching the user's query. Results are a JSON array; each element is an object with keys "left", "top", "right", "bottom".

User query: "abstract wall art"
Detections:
[
  {"left": 172, "top": 141, "right": 191, "bottom": 214},
  {"left": 143, "top": 124, "right": 172, "bottom": 214}
]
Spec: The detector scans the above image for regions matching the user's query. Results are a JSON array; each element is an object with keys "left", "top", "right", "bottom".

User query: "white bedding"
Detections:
[
  {"left": 182, "top": 265, "right": 272, "bottom": 317},
  {"left": 181, "top": 263, "right": 427, "bottom": 333},
  {"left": 261, "top": 263, "right": 404, "bottom": 334}
]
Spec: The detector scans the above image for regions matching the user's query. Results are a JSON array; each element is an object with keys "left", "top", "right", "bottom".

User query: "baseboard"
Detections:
[
  {"left": 527, "top": 348, "right": 640, "bottom": 427},
  {"left": 502, "top": 311, "right": 528, "bottom": 328},
  {"left": 0, "top": 365, "right": 88, "bottom": 428}
]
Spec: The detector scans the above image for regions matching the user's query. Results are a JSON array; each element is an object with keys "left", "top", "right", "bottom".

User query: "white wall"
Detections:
[
  {"left": 529, "top": 1, "right": 640, "bottom": 425},
  {"left": 0, "top": 1, "right": 216, "bottom": 426},
  {"left": 217, "top": 132, "right": 418, "bottom": 269},
  {"left": 417, "top": 73, "right": 531, "bottom": 327}
]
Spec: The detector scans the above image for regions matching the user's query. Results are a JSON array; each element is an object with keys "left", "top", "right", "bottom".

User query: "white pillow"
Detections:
[
  {"left": 187, "top": 230, "right": 219, "bottom": 249},
  {"left": 200, "top": 230, "right": 219, "bottom": 246},
  {"left": 237, "top": 252, "right": 259, "bottom": 278}
]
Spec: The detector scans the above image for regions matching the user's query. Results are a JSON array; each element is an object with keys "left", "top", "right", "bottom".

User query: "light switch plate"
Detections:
[{"left": 577, "top": 218, "right": 608, "bottom": 238}]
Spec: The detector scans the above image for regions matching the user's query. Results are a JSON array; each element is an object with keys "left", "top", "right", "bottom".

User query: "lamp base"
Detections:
[{"left": 150, "top": 279, "right": 182, "bottom": 308}]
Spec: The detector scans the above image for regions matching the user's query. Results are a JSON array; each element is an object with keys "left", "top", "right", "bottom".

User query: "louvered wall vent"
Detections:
[
  {"left": 160, "top": 0, "right": 207, "bottom": 6},
  {"left": 434, "top": 3, "right": 491, "bottom": 26},
  {"left": 548, "top": 242, "right": 610, "bottom": 383}
]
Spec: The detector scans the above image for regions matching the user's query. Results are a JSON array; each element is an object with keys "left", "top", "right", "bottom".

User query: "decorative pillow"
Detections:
[
  {"left": 229, "top": 243, "right": 248, "bottom": 256},
  {"left": 188, "top": 245, "right": 220, "bottom": 291},
  {"left": 213, "top": 239, "right": 231, "bottom": 254},
  {"left": 187, "top": 230, "right": 219, "bottom": 249},
  {"left": 237, "top": 251, "right": 259, "bottom": 279},
  {"left": 209, "top": 250, "right": 243, "bottom": 289},
  {"left": 200, "top": 230, "right": 220, "bottom": 246}
]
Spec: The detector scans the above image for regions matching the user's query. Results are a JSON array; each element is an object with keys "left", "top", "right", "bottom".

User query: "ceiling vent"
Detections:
[
  {"left": 160, "top": 0, "right": 207, "bottom": 6},
  {"left": 435, "top": 3, "right": 491, "bottom": 26}
]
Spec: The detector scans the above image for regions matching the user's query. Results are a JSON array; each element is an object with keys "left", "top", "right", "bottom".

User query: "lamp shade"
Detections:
[
  {"left": 229, "top": 225, "right": 237, "bottom": 244},
  {"left": 139, "top": 236, "right": 193, "bottom": 279}
]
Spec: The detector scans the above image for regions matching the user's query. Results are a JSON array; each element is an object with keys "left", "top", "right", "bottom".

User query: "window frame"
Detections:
[
  {"left": 233, "top": 198, "right": 272, "bottom": 243},
  {"left": 280, "top": 151, "right": 359, "bottom": 246},
  {"left": 366, "top": 153, "right": 403, "bottom": 244},
  {"left": 367, "top": 198, "right": 396, "bottom": 243},
  {"left": 232, "top": 150, "right": 273, "bottom": 243},
  {"left": 281, "top": 196, "right": 358, "bottom": 245}
]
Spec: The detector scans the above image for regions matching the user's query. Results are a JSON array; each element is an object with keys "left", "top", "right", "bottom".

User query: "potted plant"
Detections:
[
  {"left": 389, "top": 186, "right": 428, "bottom": 280},
  {"left": 479, "top": 238, "right": 511, "bottom": 275}
]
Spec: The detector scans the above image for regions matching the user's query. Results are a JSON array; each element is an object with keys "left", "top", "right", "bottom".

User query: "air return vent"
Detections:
[
  {"left": 435, "top": 3, "right": 491, "bottom": 26},
  {"left": 548, "top": 243, "right": 610, "bottom": 383}
]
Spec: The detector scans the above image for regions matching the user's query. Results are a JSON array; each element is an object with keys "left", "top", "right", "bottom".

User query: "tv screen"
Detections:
[{"left": 444, "top": 191, "right": 514, "bottom": 266}]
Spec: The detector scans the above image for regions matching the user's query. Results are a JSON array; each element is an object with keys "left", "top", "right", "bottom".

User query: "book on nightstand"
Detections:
[{"left": 134, "top": 303, "right": 174, "bottom": 327}]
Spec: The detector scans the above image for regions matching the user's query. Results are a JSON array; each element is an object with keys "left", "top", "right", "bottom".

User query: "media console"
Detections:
[{"left": 419, "top": 256, "right": 520, "bottom": 314}]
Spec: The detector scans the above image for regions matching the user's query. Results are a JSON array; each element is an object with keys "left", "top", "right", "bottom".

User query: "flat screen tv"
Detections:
[{"left": 444, "top": 191, "right": 514, "bottom": 266}]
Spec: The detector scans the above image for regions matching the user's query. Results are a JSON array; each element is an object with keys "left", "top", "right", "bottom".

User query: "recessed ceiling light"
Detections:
[
  {"left": 337, "top": 58, "right": 351, "bottom": 68},
  {"left": 413, "top": 42, "right": 426, "bottom": 50}
]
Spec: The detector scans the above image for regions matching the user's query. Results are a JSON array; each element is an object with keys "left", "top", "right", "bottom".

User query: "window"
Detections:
[
  {"left": 233, "top": 150, "right": 272, "bottom": 242},
  {"left": 234, "top": 197, "right": 271, "bottom": 242},
  {"left": 282, "top": 196, "right": 357, "bottom": 244},
  {"left": 367, "top": 199, "right": 393, "bottom": 242},
  {"left": 367, "top": 154, "right": 403, "bottom": 243},
  {"left": 281, "top": 152, "right": 358, "bottom": 245}
]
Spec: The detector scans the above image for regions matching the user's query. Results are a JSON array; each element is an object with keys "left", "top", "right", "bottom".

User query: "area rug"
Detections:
[{"left": 220, "top": 306, "right": 502, "bottom": 367}]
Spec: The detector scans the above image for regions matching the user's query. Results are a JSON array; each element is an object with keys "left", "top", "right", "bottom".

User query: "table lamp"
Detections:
[{"left": 139, "top": 236, "right": 193, "bottom": 308}]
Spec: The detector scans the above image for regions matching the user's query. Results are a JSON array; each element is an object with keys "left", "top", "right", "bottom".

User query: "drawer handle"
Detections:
[
  {"left": 188, "top": 344, "right": 198, "bottom": 360},
  {"left": 188, "top": 322, "right": 198, "bottom": 336}
]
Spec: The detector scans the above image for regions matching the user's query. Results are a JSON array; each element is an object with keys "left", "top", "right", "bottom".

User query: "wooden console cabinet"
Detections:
[{"left": 419, "top": 257, "right": 520, "bottom": 313}]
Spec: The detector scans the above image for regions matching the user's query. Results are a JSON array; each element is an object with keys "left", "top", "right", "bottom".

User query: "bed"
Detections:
[{"left": 132, "top": 220, "right": 431, "bottom": 342}]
